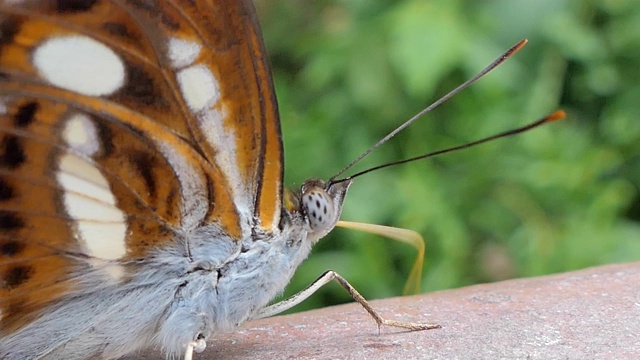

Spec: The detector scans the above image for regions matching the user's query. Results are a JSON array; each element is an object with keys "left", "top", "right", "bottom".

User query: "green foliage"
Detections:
[{"left": 256, "top": 0, "right": 640, "bottom": 312}]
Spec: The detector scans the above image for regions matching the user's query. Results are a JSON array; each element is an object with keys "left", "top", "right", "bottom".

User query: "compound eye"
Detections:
[{"left": 302, "top": 188, "right": 334, "bottom": 232}]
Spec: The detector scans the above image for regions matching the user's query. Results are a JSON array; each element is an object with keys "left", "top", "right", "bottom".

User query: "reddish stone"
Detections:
[{"left": 133, "top": 262, "right": 640, "bottom": 359}]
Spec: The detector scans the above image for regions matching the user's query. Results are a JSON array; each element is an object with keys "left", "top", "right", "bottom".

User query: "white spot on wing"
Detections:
[
  {"left": 59, "top": 179, "right": 123, "bottom": 221},
  {"left": 177, "top": 64, "right": 220, "bottom": 113},
  {"left": 57, "top": 153, "right": 127, "bottom": 260},
  {"left": 33, "top": 35, "right": 125, "bottom": 96},
  {"left": 74, "top": 221, "right": 127, "bottom": 260},
  {"left": 167, "top": 37, "right": 202, "bottom": 69},
  {"left": 58, "top": 154, "right": 112, "bottom": 205},
  {"left": 63, "top": 114, "right": 100, "bottom": 156}
]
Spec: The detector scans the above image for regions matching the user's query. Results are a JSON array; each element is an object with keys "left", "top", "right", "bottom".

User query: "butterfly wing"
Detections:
[{"left": 0, "top": 0, "right": 282, "bottom": 336}]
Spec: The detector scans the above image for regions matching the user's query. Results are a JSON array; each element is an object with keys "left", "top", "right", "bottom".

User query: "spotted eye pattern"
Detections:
[{"left": 302, "top": 187, "right": 335, "bottom": 231}]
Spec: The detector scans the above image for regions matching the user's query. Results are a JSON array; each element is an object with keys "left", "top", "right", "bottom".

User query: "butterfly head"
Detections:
[{"left": 284, "top": 178, "right": 353, "bottom": 243}]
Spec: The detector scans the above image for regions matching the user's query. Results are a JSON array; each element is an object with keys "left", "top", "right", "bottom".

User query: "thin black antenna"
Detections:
[
  {"left": 328, "top": 39, "right": 529, "bottom": 183},
  {"left": 337, "top": 110, "right": 565, "bottom": 182}
]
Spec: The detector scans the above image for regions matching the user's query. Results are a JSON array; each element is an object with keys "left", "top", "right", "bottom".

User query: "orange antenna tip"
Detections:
[
  {"left": 513, "top": 38, "right": 528, "bottom": 52},
  {"left": 546, "top": 110, "right": 566, "bottom": 122}
]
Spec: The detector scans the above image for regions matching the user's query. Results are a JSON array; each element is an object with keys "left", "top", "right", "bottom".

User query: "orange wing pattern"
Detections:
[{"left": 0, "top": 0, "right": 283, "bottom": 332}]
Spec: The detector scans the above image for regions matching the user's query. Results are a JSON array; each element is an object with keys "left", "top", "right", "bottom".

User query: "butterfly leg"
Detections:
[{"left": 255, "top": 270, "right": 441, "bottom": 331}]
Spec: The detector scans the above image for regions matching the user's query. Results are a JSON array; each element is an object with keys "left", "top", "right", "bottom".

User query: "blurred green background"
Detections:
[{"left": 254, "top": 0, "right": 640, "bottom": 312}]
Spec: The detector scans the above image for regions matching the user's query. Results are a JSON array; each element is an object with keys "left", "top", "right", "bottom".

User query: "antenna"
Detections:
[
  {"left": 328, "top": 39, "right": 533, "bottom": 183},
  {"left": 339, "top": 110, "right": 565, "bottom": 182}
]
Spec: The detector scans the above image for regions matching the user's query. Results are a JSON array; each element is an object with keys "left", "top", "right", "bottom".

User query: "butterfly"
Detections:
[{"left": 0, "top": 1, "right": 453, "bottom": 359}]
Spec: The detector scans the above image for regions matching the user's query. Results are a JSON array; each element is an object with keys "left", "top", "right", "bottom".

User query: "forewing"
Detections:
[{"left": 0, "top": 0, "right": 283, "bottom": 332}]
